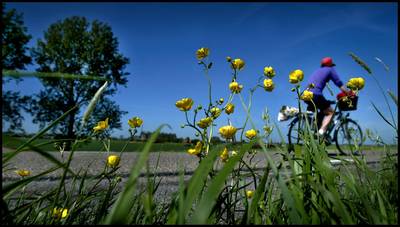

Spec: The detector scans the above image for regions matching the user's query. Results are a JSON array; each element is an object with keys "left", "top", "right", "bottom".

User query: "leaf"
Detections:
[{"left": 207, "top": 62, "right": 213, "bottom": 69}]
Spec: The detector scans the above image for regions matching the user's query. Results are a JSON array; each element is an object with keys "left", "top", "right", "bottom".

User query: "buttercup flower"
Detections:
[
  {"left": 197, "top": 117, "right": 213, "bottom": 129},
  {"left": 53, "top": 207, "right": 68, "bottom": 219},
  {"left": 231, "top": 150, "right": 238, "bottom": 156},
  {"left": 175, "top": 98, "right": 194, "bottom": 111},
  {"left": 226, "top": 56, "right": 232, "bottom": 62},
  {"left": 347, "top": 77, "right": 365, "bottom": 90},
  {"left": 225, "top": 103, "right": 235, "bottom": 115},
  {"left": 289, "top": 69, "right": 304, "bottom": 84},
  {"left": 107, "top": 155, "right": 120, "bottom": 168},
  {"left": 220, "top": 147, "right": 229, "bottom": 162},
  {"left": 231, "top": 58, "right": 245, "bottom": 70},
  {"left": 263, "top": 125, "right": 273, "bottom": 135},
  {"left": 219, "top": 98, "right": 224, "bottom": 104},
  {"left": 196, "top": 47, "right": 209, "bottom": 60},
  {"left": 229, "top": 81, "right": 243, "bottom": 94},
  {"left": 246, "top": 190, "right": 254, "bottom": 199},
  {"left": 93, "top": 118, "right": 109, "bottom": 132},
  {"left": 301, "top": 90, "right": 314, "bottom": 101},
  {"left": 264, "top": 66, "right": 276, "bottom": 78},
  {"left": 15, "top": 169, "right": 30, "bottom": 177},
  {"left": 263, "top": 79, "right": 275, "bottom": 92},
  {"left": 219, "top": 125, "right": 237, "bottom": 139},
  {"left": 245, "top": 129, "right": 257, "bottom": 140},
  {"left": 128, "top": 117, "right": 143, "bottom": 128},
  {"left": 187, "top": 141, "right": 203, "bottom": 155},
  {"left": 210, "top": 107, "right": 221, "bottom": 119}
]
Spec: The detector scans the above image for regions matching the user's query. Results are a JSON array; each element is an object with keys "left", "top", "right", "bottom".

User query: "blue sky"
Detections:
[{"left": 3, "top": 2, "right": 398, "bottom": 144}]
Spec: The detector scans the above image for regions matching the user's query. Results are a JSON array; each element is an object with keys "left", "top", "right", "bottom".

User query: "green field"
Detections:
[
  {"left": 2, "top": 135, "right": 397, "bottom": 152},
  {"left": 2, "top": 135, "right": 188, "bottom": 152}
]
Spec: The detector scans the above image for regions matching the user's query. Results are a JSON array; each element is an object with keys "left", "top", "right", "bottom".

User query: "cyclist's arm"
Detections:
[
  {"left": 331, "top": 68, "right": 351, "bottom": 94},
  {"left": 339, "top": 85, "right": 351, "bottom": 95}
]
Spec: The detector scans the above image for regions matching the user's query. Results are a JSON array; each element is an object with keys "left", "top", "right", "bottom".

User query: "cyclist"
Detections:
[{"left": 303, "top": 57, "right": 351, "bottom": 137}]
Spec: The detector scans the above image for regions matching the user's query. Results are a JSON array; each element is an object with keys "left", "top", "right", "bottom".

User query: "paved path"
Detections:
[{"left": 3, "top": 148, "right": 397, "bottom": 201}]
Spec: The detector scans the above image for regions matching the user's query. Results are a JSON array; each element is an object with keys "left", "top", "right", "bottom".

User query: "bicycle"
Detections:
[{"left": 287, "top": 97, "right": 363, "bottom": 156}]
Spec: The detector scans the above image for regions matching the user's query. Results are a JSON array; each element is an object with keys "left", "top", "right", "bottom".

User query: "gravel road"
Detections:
[{"left": 3, "top": 148, "right": 397, "bottom": 202}]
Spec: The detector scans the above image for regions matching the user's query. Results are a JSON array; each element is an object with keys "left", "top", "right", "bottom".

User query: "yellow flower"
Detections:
[
  {"left": 219, "top": 98, "right": 224, "bottom": 104},
  {"left": 245, "top": 129, "right": 257, "bottom": 139},
  {"left": 107, "top": 155, "right": 120, "bottom": 168},
  {"left": 93, "top": 118, "right": 109, "bottom": 132},
  {"left": 220, "top": 147, "right": 229, "bottom": 162},
  {"left": 263, "top": 125, "right": 273, "bottom": 135},
  {"left": 231, "top": 150, "right": 238, "bottom": 156},
  {"left": 226, "top": 56, "right": 232, "bottom": 62},
  {"left": 229, "top": 81, "right": 243, "bottom": 94},
  {"left": 289, "top": 69, "right": 304, "bottom": 84},
  {"left": 15, "top": 169, "right": 31, "bottom": 177},
  {"left": 196, "top": 47, "right": 209, "bottom": 60},
  {"left": 264, "top": 66, "right": 275, "bottom": 78},
  {"left": 225, "top": 103, "right": 234, "bottom": 115},
  {"left": 301, "top": 90, "right": 314, "bottom": 101},
  {"left": 187, "top": 141, "right": 203, "bottom": 155},
  {"left": 128, "top": 117, "right": 143, "bottom": 128},
  {"left": 53, "top": 207, "right": 68, "bottom": 219},
  {"left": 263, "top": 79, "right": 275, "bottom": 92},
  {"left": 219, "top": 125, "right": 237, "bottom": 139},
  {"left": 231, "top": 58, "right": 245, "bottom": 70},
  {"left": 246, "top": 190, "right": 254, "bottom": 199},
  {"left": 197, "top": 117, "right": 213, "bottom": 129},
  {"left": 175, "top": 98, "right": 194, "bottom": 111},
  {"left": 210, "top": 107, "right": 221, "bottom": 119},
  {"left": 347, "top": 77, "right": 365, "bottom": 90}
]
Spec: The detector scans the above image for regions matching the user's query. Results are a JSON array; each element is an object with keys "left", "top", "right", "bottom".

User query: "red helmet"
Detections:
[{"left": 321, "top": 57, "right": 336, "bottom": 67}]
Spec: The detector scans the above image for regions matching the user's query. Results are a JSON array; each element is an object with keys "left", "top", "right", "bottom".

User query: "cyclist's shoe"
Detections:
[
  {"left": 317, "top": 134, "right": 332, "bottom": 145},
  {"left": 323, "top": 135, "right": 333, "bottom": 145}
]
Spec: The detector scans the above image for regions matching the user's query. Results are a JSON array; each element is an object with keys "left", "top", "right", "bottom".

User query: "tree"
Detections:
[
  {"left": 2, "top": 4, "right": 32, "bottom": 132},
  {"left": 30, "top": 16, "right": 130, "bottom": 149}
]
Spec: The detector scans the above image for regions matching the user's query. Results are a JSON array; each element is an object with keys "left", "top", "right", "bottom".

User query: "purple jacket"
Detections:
[{"left": 307, "top": 66, "right": 344, "bottom": 96}]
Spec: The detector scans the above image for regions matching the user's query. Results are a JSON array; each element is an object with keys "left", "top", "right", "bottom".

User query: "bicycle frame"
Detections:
[{"left": 288, "top": 102, "right": 351, "bottom": 137}]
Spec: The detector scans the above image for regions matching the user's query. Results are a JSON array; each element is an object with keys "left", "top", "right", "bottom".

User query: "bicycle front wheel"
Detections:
[
  {"left": 287, "top": 116, "right": 317, "bottom": 152},
  {"left": 334, "top": 119, "right": 363, "bottom": 155}
]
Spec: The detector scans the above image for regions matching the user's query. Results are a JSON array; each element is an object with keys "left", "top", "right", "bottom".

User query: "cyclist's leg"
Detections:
[
  {"left": 314, "top": 95, "right": 333, "bottom": 135},
  {"left": 320, "top": 106, "right": 334, "bottom": 134}
]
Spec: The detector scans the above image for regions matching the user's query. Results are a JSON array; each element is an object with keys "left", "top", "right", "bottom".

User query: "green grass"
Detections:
[
  {"left": 2, "top": 135, "right": 397, "bottom": 153},
  {"left": 2, "top": 135, "right": 188, "bottom": 152}
]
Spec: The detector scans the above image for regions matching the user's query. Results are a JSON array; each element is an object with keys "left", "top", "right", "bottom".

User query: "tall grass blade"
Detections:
[
  {"left": 374, "top": 57, "right": 389, "bottom": 72},
  {"left": 371, "top": 102, "right": 396, "bottom": 130},
  {"left": 180, "top": 146, "right": 220, "bottom": 221},
  {"left": 2, "top": 70, "right": 109, "bottom": 81},
  {"left": 81, "top": 81, "right": 109, "bottom": 128},
  {"left": 103, "top": 124, "right": 167, "bottom": 224},
  {"left": 191, "top": 140, "right": 256, "bottom": 224},
  {"left": 247, "top": 165, "right": 270, "bottom": 224},
  {"left": 387, "top": 90, "right": 398, "bottom": 106}
]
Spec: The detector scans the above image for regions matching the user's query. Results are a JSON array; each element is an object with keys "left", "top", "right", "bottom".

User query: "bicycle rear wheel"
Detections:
[{"left": 334, "top": 119, "right": 363, "bottom": 155}]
